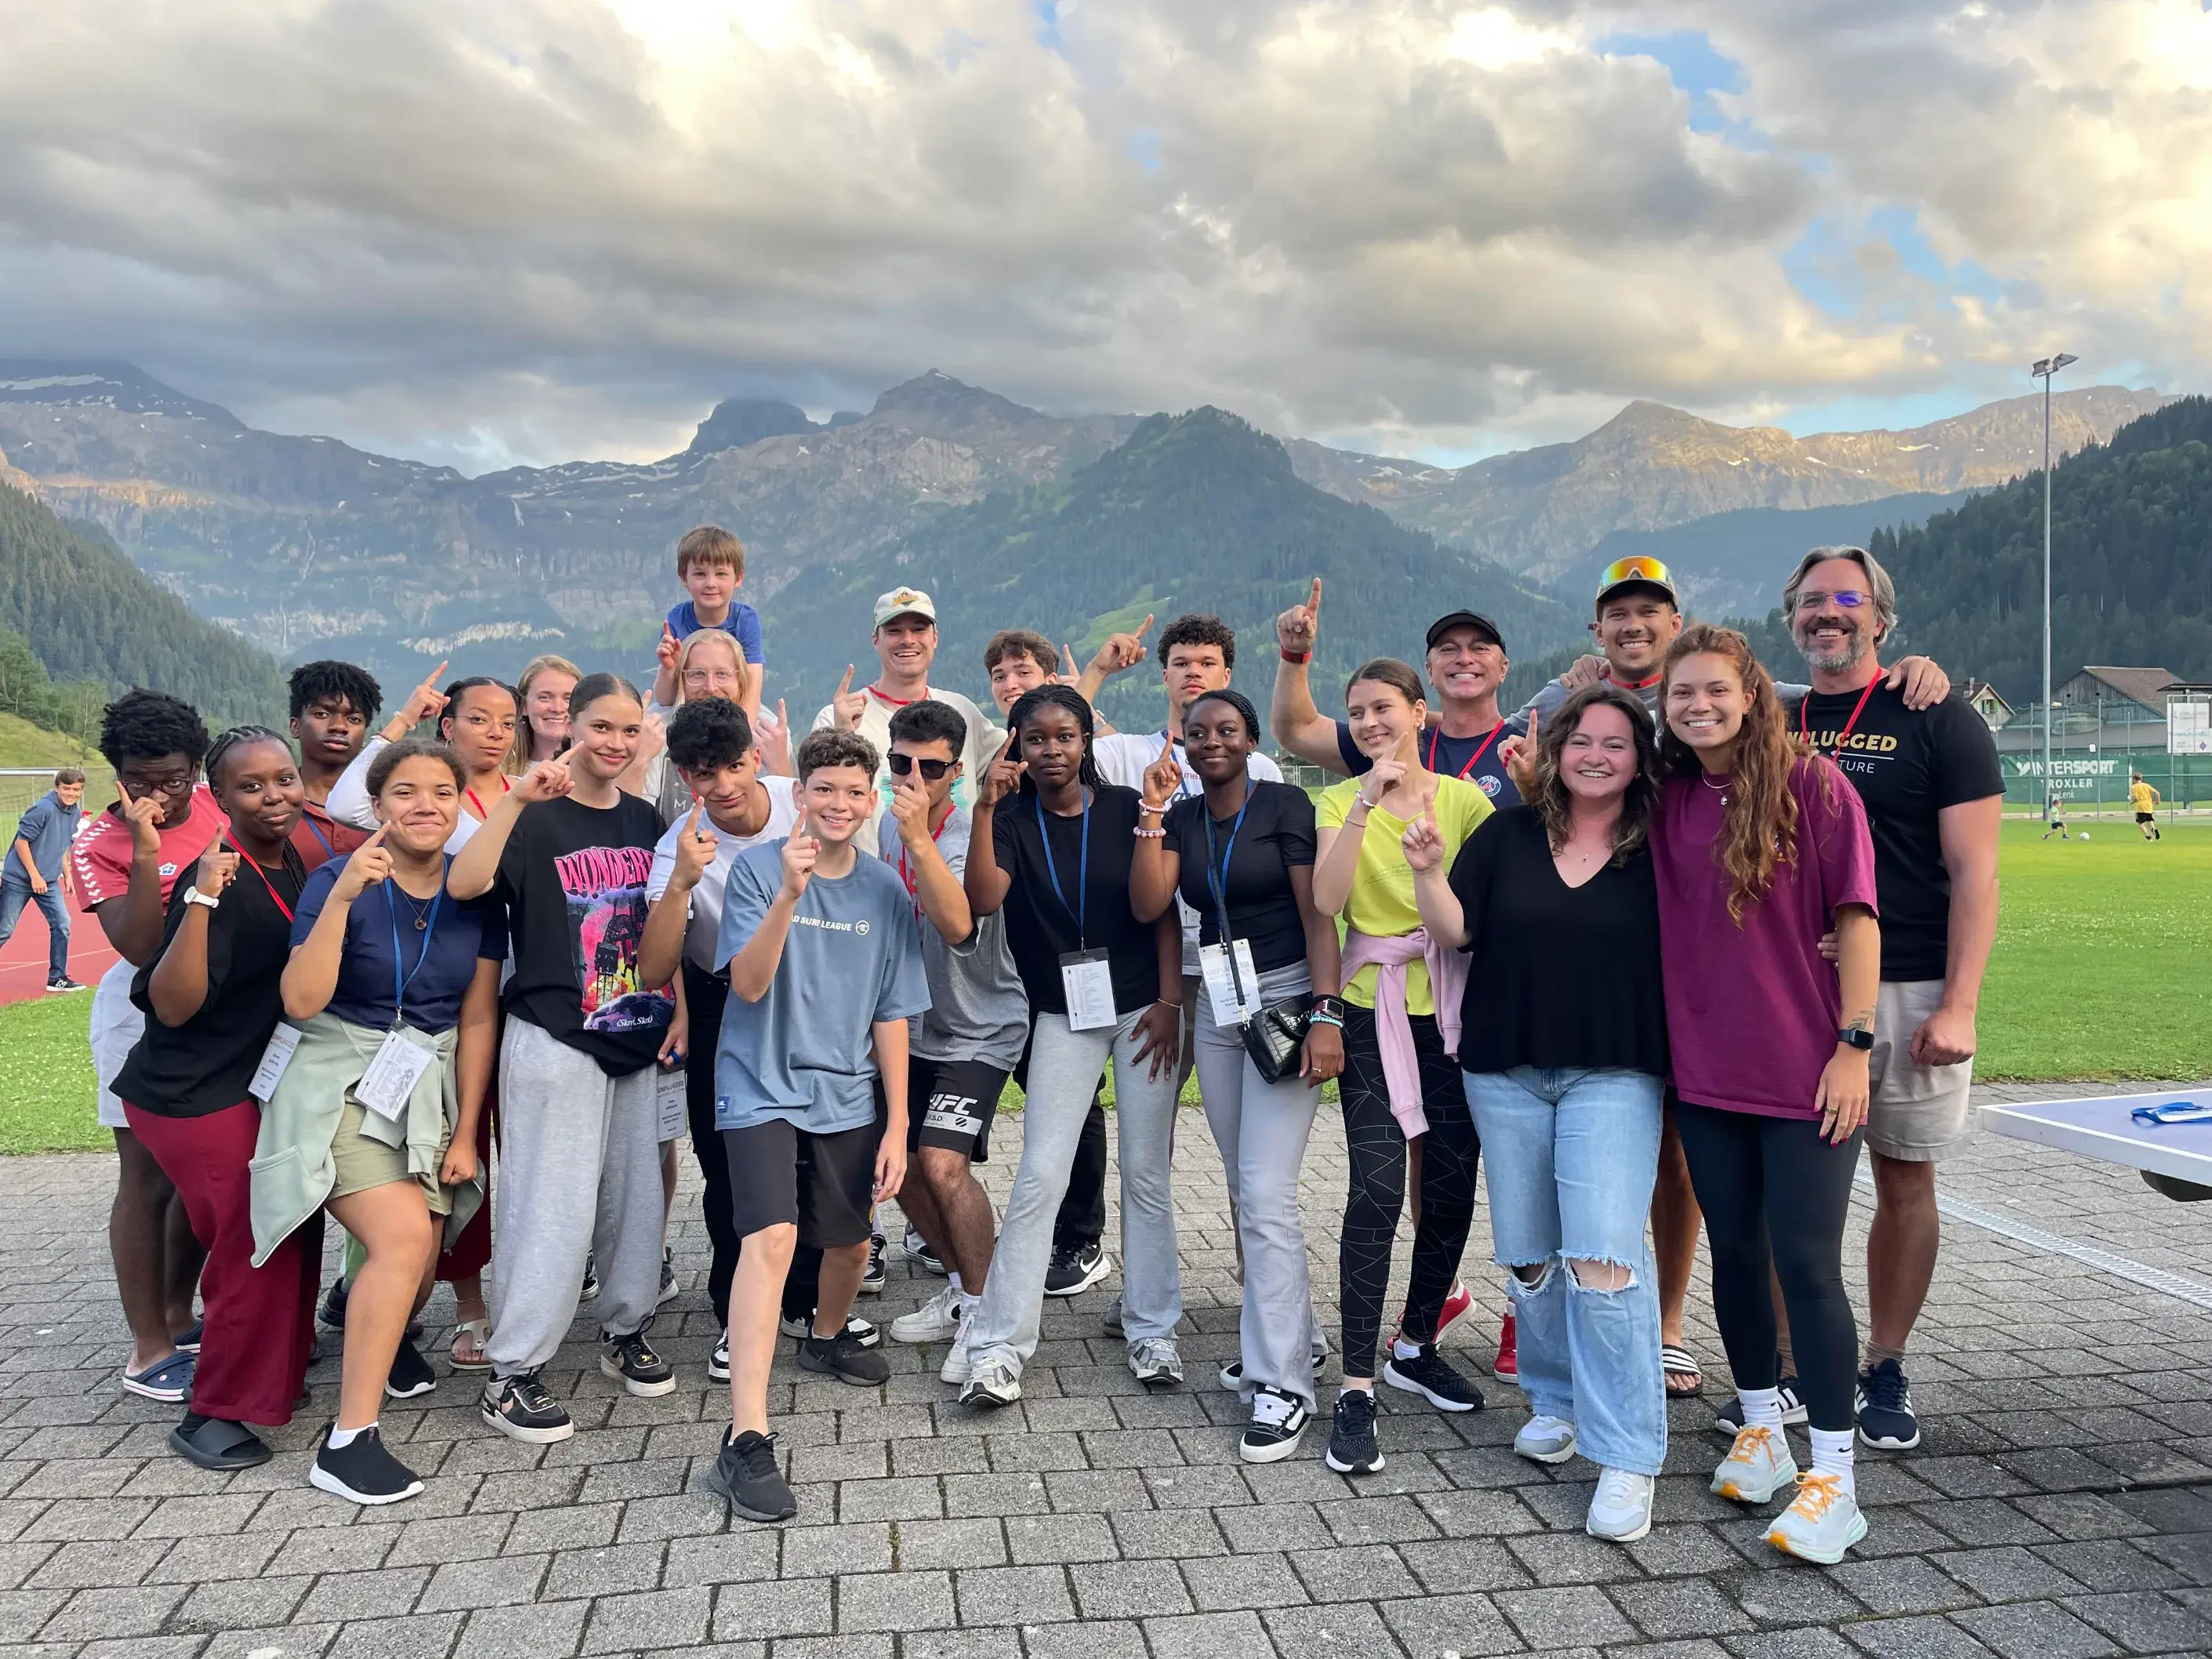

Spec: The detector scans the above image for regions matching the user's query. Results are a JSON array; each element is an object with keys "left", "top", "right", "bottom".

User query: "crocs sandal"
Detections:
[
  {"left": 172, "top": 1320, "right": 204, "bottom": 1353},
  {"left": 449, "top": 1318, "right": 492, "bottom": 1373},
  {"left": 121, "top": 1352, "right": 196, "bottom": 1403},
  {"left": 1663, "top": 1344, "right": 1704, "bottom": 1398},
  {"left": 169, "top": 1414, "right": 271, "bottom": 1471}
]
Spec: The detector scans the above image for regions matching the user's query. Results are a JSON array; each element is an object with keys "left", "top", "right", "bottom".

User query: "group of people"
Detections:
[{"left": 63, "top": 521, "right": 2006, "bottom": 1569}]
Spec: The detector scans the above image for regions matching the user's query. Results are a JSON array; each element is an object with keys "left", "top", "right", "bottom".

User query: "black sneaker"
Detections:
[
  {"left": 1240, "top": 1385, "right": 1312, "bottom": 1465},
  {"left": 779, "top": 1310, "right": 881, "bottom": 1348},
  {"left": 1713, "top": 1375, "right": 1808, "bottom": 1435},
  {"left": 1044, "top": 1239, "right": 1111, "bottom": 1297},
  {"left": 383, "top": 1337, "right": 437, "bottom": 1399},
  {"left": 799, "top": 1325, "right": 890, "bottom": 1387},
  {"left": 46, "top": 976, "right": 86, "bottom": 993},
  {"left": 480, "top": 1372, "right": 574, "bottom": 1443},
  {"left": 658, "top": 1246, "right": 679, "bottom": 1307},
  {"left": 1325, "top": 1388, "right": 1385, "bottom": 1475},
  {"left": 600, "top": 1328, "right": 676, "bottom": 1397},
  {"left": 1855, "top": 1358, "right": 1923, "bottom": 1450},
  {"left": 318, "top": 1278, "right": 350, "bottom": 1330},
  {"left": 709, "top": 1329, "right": 731, "bottom": 1384},
  {"left": 702, "top": 1428, "right": 796, "bottom": 1523},
  {"left": 904, "top": 1222, "right": 945, "bottom": 1276},
  {"left": 309, "top": 1425, "right": 423, "bottom": 1506},
  {"left": 579, "top": 1254, "right": 600, "bottom": 1302},
  {"left": 1382, "top": 1342, "right": 1483, "bottom": 1413},
  {"left": 859, "top": 1233, "right": 887, "bottom": 1296}
]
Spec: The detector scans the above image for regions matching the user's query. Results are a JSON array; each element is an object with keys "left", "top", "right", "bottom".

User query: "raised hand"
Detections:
[
  {"left": 1141, "top": 749, "right": 1184, "bottom": 810},
  {"left": 832, "top": 665, "right": 866, "bottom": 731},
  {"left": 514, "top": 751, "right": 575, "bottom": 804},
  {"left": 1087, "top": 614, "right": 1154, "bottom": 679},
  {"left": 384, "top": 660, "right": 450, "bottom": 740},
  {"left": 1400, "top": 807, "right": 1446, "bottom": 873},
  {"left": 636, "top": 708, "right": 666, "bottom": 764},
  {"left": 778, "top": 819, "right": 821, "bottom": 899},
  {"left": 1356, "top": 757, "right": 1406, "bottom": 809},
  {"left": 194, "top": 829, "right": 240, "bottom": 898},
  {"left": 760, "top": 699, "right": 792, "bottom": 776},
  {"left": 670, "top": 800, "right": 716, "bottom": 891},
  {"left": 976, "top": 735, "right": 1024, "bottom": 809},
  {"left": 656, "top": 623, "right": 680, "bottom": 674},
  {"left": 1501, "top": 710, "right": 1539, "bottom": 800},
  {"left": 890, "top": 764, "right": 933, "bottom": 848},
  {"left": 332, "top": 824, "right": 393, "bottom": 901},
  {"left": 1277, "top": 577, "right": 1322, "bottom": 655},
  {"left": 1057, "top": 643, "right": 1082, "bottom": 684},
  {"left": 114, "top": 779, "right": 164, "bottom": 856}
]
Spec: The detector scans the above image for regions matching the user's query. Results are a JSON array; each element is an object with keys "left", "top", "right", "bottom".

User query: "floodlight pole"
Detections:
[{"left": 2031, "top": 352, "right": 2076, "bottom": 809}]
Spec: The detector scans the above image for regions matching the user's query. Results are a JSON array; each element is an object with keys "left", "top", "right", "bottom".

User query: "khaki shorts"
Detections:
[
  {"left": 330, "top": 1096, "right": 453, "bottom": 1214},
  {"left": 1867, "top": 978, "right": 1975, "bottom": 1163}
]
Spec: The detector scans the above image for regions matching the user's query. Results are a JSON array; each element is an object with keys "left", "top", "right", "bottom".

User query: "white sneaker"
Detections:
[
  {"left": 891, "top": 1285, "right": 963, "bottom": 1345},
  {"left": 1765, "top": 1473, "right": 1869, "bottom": 1563},
  {"left": 1710, "top": 1425, "right": 1799, "bottom": 1505},
  {"left": 939, "top": 1315, "right": 977, "bottom": 1386},
  {"left": 1128, "top": 1338, "right": 1184, "bottom": 1389},
  {"left": 960, "top": 1356, "right": 1021, "bottom": 1409},
  {"left": 1586, "top": 1467, "right": 1656, "bottom": 1542},
  {"left": 1514, "top": 1414, "right": 1578, "bottom": 1465}
]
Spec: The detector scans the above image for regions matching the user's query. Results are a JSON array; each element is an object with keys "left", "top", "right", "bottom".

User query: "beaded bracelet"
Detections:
[
  {"left": 1132, "top": 825, "right": 1166, "bottom": 839},
  {"left": 1307, "top": 1011, "right": 1345, "bottom": 1030}
]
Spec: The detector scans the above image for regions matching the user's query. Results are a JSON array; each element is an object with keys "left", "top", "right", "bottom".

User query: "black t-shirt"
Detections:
[
  {"left": 495, "top": 794, "right": 673, "bottom": 1076},
  {"left": 990, "top": 784, "right": 1159, "bottom": 1018},
  {"left": 1336, "top": 717, "right": 1522, "bottom": 808},
  {"left": 1791, "top": 684, "right": 2003, "bottom": 982},
  {"left": 1445, "top": 808, "right": 1668, "bottom": 1076},
  {"left": 116, "top": 850, "right": 307, "bottom": 1118},
  {"left": 1162, "top": 780, "right": 1317, "bottom": 975}
]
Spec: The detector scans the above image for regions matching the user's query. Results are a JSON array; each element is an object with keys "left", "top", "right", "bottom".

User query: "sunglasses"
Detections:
[{"left": 887, "top": 753, "right": 954, "bottom": 780}]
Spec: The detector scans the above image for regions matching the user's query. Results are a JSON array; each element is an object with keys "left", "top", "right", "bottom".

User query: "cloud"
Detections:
[{"left": 0, "top": 0, "right": 2202, "bottom": 469}]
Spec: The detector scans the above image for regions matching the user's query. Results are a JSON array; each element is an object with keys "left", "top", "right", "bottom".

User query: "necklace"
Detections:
[
  {"left": 1701, "top": 771, "right": 1731, "bottom": 809},
  {"left": 393, "top": 885, "right": 437, "bottom": 931}
]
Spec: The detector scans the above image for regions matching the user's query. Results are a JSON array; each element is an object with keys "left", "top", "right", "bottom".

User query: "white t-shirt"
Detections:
[
  {"left": 645, "top": 777, "right": 803, "bottom": 972},
  {"left": 1092, "top": 731, "right": 1283, "bottom": 975},
  {"left": 810, "top": 685, "right": 1003, "bottom": 847},
  {"left": 326, "top": 734, "right": 487, "bottom": 853}
]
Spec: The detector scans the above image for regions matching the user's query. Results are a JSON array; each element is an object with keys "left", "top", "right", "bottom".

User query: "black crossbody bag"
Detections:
[{"left": 1204, "top": 804, "right": 1310, "bottom": 1085}]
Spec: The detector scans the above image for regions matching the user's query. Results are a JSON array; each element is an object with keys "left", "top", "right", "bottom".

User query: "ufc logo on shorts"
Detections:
[{"left": 923, "top": 1092, "right": 985, "bottom": 1138}]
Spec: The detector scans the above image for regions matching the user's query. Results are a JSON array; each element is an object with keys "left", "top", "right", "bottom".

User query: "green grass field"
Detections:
[{"left": 3, "top": 817, "right": 2203, "bottom": 1153}]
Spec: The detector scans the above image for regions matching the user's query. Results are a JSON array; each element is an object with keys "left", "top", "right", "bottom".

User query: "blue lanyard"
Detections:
[
  {"left": 300, "top": 813, "right": 335, "bottom": 858},
  {"left": 1201, "top": 788, "right": 1252, "bottom": 933},
  {"left": 384, "top": 878, "right": 444, "bottom": 1028},
  {"left": 1032, "top": 791, "right": 1090, "bottom": 947}
]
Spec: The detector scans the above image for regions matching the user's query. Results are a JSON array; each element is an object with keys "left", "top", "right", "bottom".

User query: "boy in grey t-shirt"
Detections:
[
  {"left": 873, "top": 702, "right": 1029, "bottom": 1381},
  {"left": 704, "top": 729, "right": 928, "bottom": 1526}
]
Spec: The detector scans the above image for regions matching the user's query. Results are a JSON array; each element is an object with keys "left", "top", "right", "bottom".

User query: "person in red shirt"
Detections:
[
  {"left": 71, "top": 690, "right": 228, "bottom": 1403},
  {"left": 288, "top": 661, "right": 383, "bottom": 870}
]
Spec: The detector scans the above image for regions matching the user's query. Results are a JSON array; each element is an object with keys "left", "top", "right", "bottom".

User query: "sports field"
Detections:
[{"left": 4, "top": 817, "right": 2204, "bottom": 1155}]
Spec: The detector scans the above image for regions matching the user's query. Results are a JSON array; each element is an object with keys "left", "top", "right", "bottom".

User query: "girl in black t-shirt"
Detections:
[
  {"left": 959, "top": 686, "right": 1184, "bottom": 1406},
  {"left": 114, "top": 728, "right": 311, "bottom": 1478},
  {"left": 1130, "top": 689, "right": 1344, "bottom": 1463}
]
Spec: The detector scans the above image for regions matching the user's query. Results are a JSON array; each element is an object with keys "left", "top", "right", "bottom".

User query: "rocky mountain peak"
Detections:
[
  {"left": 683, "top": 398, "right": 818, "bottom": 456},
  {"left": 0, "top": 361, "right": 243, "bottom": 429}
]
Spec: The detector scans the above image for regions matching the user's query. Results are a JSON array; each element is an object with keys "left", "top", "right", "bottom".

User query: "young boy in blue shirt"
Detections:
[{"left": 656, "top": 525, "right": 766, "bottom": 715}]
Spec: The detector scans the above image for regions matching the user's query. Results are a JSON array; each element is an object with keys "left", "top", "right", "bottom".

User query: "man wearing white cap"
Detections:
[{"left": 812, "top": 588, "right": 1003, "bottom": 843}]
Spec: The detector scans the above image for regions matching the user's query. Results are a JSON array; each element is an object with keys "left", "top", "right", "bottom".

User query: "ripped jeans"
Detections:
[{"left": 1466, "top": 1067, "right": 1666, "bottom": 1475}]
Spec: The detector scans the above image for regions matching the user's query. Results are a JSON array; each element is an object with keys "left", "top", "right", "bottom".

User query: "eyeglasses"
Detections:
[
  {"left": 887, "top": 753, "right": 953, "bottom": 780},
  {"left": 1791, "top": 590, "right": 1869, "bottom": 613}
]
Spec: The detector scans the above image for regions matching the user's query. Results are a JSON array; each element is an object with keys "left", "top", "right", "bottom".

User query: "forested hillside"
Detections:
[
  {"left": 765, "top": 408, "right": 1580, "bottom": 731},
  {"left": 0, "top": 482, "right": 288, "bottom": 730}
]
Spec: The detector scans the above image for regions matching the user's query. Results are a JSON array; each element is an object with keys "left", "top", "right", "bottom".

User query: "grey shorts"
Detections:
[{"left": 1866, "top": 979, "right": 1975, "bottom": 1163}]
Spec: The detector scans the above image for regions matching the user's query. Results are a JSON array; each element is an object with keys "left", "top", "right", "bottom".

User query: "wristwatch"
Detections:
[
  {"left": 183, "top": 886, "right": 220, "bottom": 911},
  {"left": 1836, "top": 1026, "right": 1873, "bottom": 1051}
]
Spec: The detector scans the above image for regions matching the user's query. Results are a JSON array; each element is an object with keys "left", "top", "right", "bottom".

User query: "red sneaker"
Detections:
[
  {"left": 1492, "top": 1309, "right": 1518, "bottom": 1381},
  {"left": 1392, "top": 1282, "right": 1476, "bottom": 1354}
]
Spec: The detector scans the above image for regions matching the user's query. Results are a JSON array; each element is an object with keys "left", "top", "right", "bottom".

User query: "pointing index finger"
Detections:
[
  {"left": 687, "top": 798, "right": 705, "bottom": 833},
  {"left": 1136, "top": 614, "right": 1155, "bottom": 640},
  {"left": 364, "top": 823, "right": 390, "bottom": 848},
  {"left": 838, "top": 665, "right": 854, "bottom": 695},
  {"left": 1307, "top": 576, "right": 1323, "bottom": 614}
]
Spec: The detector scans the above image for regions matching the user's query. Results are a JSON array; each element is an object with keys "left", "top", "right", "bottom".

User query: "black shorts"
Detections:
[
  {"left": 721, "top": 1117, "right": 879, "bottom": 1249},
  {"left": 907, "top": 1055, "right": 1010, "bottom": 1163},
  {"left": 2137, "top": 811, "right": 2155, "bottom": 824}
]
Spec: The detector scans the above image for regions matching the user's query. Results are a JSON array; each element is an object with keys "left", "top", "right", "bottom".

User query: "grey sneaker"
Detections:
[
  {"left": 960, "top": 1356, "right": 1021, "bottom": 1410},
  {"left": 1129, "top": 1338, "right": 1183, "bottom": 1389},
  {"left": 1514, "top": 1414, "right": 1577, "bottom": 1465}
]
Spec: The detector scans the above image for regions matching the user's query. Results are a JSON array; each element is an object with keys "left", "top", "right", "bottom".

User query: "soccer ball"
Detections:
[{"left": 2080, "top": 831, "right": 2091, "bottom": 840}]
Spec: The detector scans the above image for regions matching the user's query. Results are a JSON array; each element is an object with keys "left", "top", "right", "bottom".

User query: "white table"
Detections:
[{"left": 1980, "top": 1088, "right": 2212, "bottom": 1189}]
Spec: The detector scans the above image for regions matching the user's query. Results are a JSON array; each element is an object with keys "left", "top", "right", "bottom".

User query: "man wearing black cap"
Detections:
[{"left": 1271, "top": 579, "right": 1524, "bottom": 807}]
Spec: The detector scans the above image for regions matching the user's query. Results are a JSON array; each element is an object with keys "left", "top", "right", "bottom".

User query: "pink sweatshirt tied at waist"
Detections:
[{"left": 1338, "top": 926, "right": 1465, "bottom": 1138}]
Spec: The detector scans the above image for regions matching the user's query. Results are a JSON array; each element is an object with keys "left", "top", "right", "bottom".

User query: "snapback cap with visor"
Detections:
[
  {"left": 872, "top": 587, "right": 937, "bottom": 628},
  {"left": 1593, "top": 555, "right": 1679, "bottom": 610},
  {"left": 1424, "top": 610, "right": 1505, "bottom": 651}
]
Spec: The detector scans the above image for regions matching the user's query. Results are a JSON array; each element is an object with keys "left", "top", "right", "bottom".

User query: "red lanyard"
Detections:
[
  {"left": 896, "top": 813, "right": 952, "bottom": 906},
  {"left": 1427, "top": 722, "right": 1504, "bottom": 781},
  {"left": 463, "top": 776, "right": 510, "bottom": 819},
  {"left": 1609, "top": 671, "right": 1663, "bottom": 692},
  {"left": 1800, "top": 678, "right": 1879, "bottom": 749},
  {"left": 239, "top": 855, "right": 297, "bottom": 923},
  {"left": 869, "top": 685, "right": 916, "bottom": 708}
]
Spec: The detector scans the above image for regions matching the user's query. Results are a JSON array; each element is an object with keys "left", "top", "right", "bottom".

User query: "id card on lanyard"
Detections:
[
  {"left": 1197, "top": 792, "right": 1262, "bottom": 1026},
  {"left": 1036, "top": 793, "right": 1116, "bottom": 1029},
  {"left": 359, "top": 880, "right": 444, "bottom": 1120}
]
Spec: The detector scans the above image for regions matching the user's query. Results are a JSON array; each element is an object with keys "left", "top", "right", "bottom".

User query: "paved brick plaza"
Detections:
[{"left": 2, "top": 1081, "right": 2208, "bottom": 1659}]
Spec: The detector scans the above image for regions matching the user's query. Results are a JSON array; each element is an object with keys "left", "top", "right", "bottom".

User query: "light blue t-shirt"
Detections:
[{"left": 713, "top": 841, "right": 930, "bottom": 1134}]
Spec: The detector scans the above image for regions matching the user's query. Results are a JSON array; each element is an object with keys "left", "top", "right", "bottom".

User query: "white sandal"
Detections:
[{"left": 450, "top": 1317, "right": 492, "bottom": 1372}]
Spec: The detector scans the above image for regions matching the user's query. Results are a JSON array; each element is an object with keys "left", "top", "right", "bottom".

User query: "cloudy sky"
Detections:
[{"left": 2, "top": 0, "right": 2207, "bottom": 472}]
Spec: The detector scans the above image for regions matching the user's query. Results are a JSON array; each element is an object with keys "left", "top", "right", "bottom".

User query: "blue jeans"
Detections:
[
  {"left": 1465, "top": 1067, "right": 1666, "bottom": 1476},
  {"left": 0, "top": 876, "right": 70, "bottom": 981}
]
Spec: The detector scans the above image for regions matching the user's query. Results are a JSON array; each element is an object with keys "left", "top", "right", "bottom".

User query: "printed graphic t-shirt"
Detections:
[
  {"left": 713, "top": 843, "right": 930, "bottom": 1135},
  {"left": 496, "top": 794, "right": 673, "bottom": 1076}
]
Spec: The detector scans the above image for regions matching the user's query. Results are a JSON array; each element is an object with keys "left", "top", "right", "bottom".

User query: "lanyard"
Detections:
[
  {"left": 463, "top": 776, "right": 509, "bottom": 820},
  {"left": 384, "top": 879, "right": 444, "bottom": 1026},
  {"left": 896, "top": 812, "right": 952, "bottom": 907},
  {"left": 1200, "top": 787, "right": 1252, "bottom": 931},
  {"left": 1427, "top": 722, "right": 1504, "bottom": 781},
  {"left": 239, "top": 855, "right": 297, "bottom": 924},
  {"left": 1800, "top": 678, "right": 1879, "bottom": 748},
  {"left": 869, "top": 684, "right": 917, "bottom": 708},
  {"left": 1608, "top": 670, "right": 1663, "bottom": 692},
  {"left": 1032, "top": 791, "right": 1090, "bottom": 947},
  {"left": 299, "top": 811, "right": 335, "bottom": 859}
]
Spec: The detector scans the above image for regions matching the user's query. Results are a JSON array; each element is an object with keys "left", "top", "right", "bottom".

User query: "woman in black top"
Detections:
[
  {"left": 114, "top": 727, "right": 314, "bottom": 1476},
  {"left": 959, "top": 685, "right": 1183, "bottom": 1407},
  {"left": 1407, "top": 684, "right": 1671, "bottom": 1545},
  {"left": 1130, "top": 689, "right": 1344, "bottom": 1464}
]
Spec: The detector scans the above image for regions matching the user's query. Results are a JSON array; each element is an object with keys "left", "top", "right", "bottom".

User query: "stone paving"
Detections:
[{"left": 2, "top": 1080, "right": 2210, "bottom": 1658}]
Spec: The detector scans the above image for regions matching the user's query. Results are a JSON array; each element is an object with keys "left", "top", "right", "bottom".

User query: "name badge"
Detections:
[
  {"left": 249, "top": 1025, "right": 302, "bottom": 1102},
  {"left": 1199, "top": 940, "right": 1262, "bottom": 1028},
  {"left": 656, "top": 1066, "right": 688, "bottom": 1142},
  {"left": 1058, "top": 949, "right": 1117, "bottom": 1031},
  {"left": 356, "top": 1029, "right": 436, "bottom": 1120}
]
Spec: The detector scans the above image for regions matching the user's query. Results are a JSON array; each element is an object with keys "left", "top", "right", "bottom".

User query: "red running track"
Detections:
[{"left": 0, "top": 907, "right": 118, "bottom": 1007}]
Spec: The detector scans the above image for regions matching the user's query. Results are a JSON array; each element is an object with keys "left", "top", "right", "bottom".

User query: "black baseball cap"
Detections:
[{"left": 1425, "top": 611, "right": 1505, "bottom": 652}]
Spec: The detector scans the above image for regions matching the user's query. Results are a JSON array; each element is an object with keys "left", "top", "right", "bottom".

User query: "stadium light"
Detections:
[{"left": 2030, "top": 353, "right": 2078, "bottom": 809}]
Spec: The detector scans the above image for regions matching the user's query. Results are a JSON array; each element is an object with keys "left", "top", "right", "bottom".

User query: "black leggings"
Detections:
[
  {"left": 1338, "top": 1007, "right": 1478, "bottom": 1379},
  {"left": 1674, "top": 1102, "right": 1864, "bottom": 1432}
]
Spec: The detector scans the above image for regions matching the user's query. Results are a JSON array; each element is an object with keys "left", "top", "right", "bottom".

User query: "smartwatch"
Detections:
[
  {"left": 183, "top": 886, "right": 221, "bottom": 911},
  {"left": 1836, "top": 1026, "right": 1873, "bottom": 1051}
]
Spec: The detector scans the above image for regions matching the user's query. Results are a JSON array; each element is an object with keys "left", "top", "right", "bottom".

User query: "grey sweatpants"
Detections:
[
  {"left": 487, "top": 1018, "right": 664, "bottom": 1378},
  {"left": 1193, "top": 964, "right": 1324, "bottom": 1410}
]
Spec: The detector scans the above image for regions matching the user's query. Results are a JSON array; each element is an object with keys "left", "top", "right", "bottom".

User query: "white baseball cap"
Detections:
[{"left": 872, "top": 587, "right": 937, "bottom": 628}]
